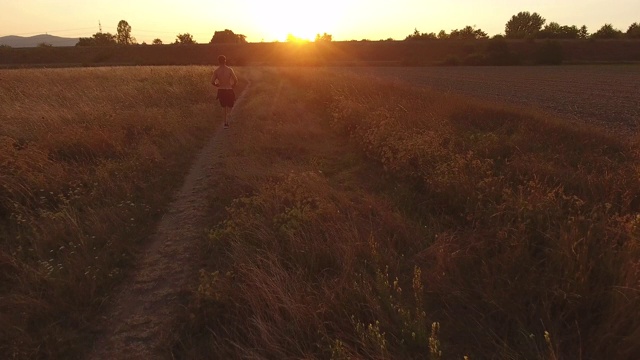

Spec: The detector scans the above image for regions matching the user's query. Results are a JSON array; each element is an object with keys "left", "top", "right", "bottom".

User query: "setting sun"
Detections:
[{"left": 248, "top": 0, "right": 351, "bottom": 41}]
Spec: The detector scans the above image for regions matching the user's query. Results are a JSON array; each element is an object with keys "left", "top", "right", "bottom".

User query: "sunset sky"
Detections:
[{"left": 1, "top": 0, "right": 638, "bottom": 43}]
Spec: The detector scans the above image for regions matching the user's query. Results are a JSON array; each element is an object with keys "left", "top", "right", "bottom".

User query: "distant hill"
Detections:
[{"left": 0, "top": 34, "right": 78, "bottom": 48}]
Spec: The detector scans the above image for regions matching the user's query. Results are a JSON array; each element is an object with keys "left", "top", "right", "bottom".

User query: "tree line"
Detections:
[
  {"left": 74, "top": 13, "right": 640, "bottom": 47},
  {"left": 76, "top": 21, "right": 248, "bottom": 46},
  {"left": 75, "top": 20, "right": 332, "bottom": 47},
  {"left": 406, "top": 11, "right": 640, "bottom": 41}
]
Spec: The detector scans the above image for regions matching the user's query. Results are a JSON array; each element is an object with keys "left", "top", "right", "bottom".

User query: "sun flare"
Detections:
[{"left": 249, "top": 0, "right": 350, "bottom": 41}]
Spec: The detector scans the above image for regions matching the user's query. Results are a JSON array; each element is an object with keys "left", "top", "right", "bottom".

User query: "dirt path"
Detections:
[{"left": 85, "top": 83, "right": 249, "bottom": 360}]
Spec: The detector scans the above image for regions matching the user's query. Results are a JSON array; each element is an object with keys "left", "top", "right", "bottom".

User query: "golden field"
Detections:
[{"left": 1, "top": 66, "right": 639, "bottom": 359}]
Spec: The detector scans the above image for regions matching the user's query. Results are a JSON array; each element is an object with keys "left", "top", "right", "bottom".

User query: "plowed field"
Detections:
[{"left": 345, "top": 65, "right": 640, "bottom": 133}]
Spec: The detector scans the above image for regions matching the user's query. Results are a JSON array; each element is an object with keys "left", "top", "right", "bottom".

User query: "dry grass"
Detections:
[
  {"left": 172, "top": 67, "right": 640, "bottom": 359},
  {"left": 0, "top": 66, "right": 239, "bottom": 358},
  {"left": 321, "top": 70, "right": 640, "bottom": 359},
  {"left": 3, "top": 65, "right": 637, "bottom": 359}
]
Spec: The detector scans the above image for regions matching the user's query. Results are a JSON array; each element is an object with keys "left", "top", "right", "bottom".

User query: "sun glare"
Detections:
[{"left": 249, "top": 0, "right": 349, "bottom": 41}]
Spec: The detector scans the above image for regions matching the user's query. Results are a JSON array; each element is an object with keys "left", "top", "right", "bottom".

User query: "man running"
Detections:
[{"left": 211, "top": 55, "right": 238, "bottom": 129}]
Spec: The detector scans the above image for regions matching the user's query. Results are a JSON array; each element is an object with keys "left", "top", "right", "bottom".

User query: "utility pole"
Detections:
[{"left": 99, "top": 21, "right": 102, "bottom": 33}]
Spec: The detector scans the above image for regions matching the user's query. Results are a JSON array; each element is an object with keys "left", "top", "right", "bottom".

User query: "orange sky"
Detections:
[{"left": 2, "top": 0, "right": 638, "bottom": 43}]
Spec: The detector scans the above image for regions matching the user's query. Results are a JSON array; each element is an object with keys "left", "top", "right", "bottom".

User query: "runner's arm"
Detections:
[{"left": 211, "top": 71, "right": 219, "bottom": 87}]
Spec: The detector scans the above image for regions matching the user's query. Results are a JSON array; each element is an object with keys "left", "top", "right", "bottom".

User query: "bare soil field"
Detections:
[{"left": 345, "top": 65, "right": 640, "bottom": 133}]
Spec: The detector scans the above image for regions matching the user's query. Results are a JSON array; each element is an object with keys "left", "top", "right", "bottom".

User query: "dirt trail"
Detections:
[{"left": 86, "top": 84, "right": 249, "bottom": 360}]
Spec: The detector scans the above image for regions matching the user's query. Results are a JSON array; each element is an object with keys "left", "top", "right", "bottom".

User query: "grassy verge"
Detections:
[
  {"left": 0, "top": 66, "right": 246, "bottom": 358},
  {"left": 172, "top": 67, "right": 639, "bottom": 359}
]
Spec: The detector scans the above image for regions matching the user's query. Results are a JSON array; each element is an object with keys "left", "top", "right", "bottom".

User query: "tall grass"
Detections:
[
  {"left": 319, "top": 71, "right": 640, "bottom": 358},
  {"left": 173, "top": 68, "right": 639, "bottom": 359},
  {"left": 0, "top": 66, "right": 236, "bottom": 358}
]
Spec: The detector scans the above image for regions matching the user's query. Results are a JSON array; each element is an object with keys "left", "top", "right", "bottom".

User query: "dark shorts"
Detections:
[{"left": 216, "top": 89, "right": 236, "bottom": 108}]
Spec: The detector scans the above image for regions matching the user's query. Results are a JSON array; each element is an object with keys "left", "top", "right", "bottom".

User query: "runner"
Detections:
[{"left": 211, "top": 55, "right": 238, "bottom": 129}]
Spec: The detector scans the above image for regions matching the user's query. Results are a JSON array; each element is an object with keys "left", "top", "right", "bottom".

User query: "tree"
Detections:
[
  {"left": 94, "top": 32, "right": 117, "bottom": 45},
  {"left": 449, "top": 26, "right": 488, "bottom": 40},
  {"left": 116, "top": 20, "right": 135, "bottom": 45},
  {"left": 76, "top": 32, "right": 117, "bottom": 46},
  {"left": 210, "top": 29, "right": 247, "bottom": 44},
  {"left": 505, "top": 11, "right": 546, "bottom": 39},
  {"left": 315, "top": 33, "right": 332, "bottom": 42},
  {"left": 437, "top": 30, "right": 448, "bottom": 39},
  {"left": 76, "top": 37, "right": 94, "bottom": 46},
  {"left": 592, "top": 24, "right": 623, "bottom": 39},
  {"left": 579, "top": 25, "right": 589, "bottom": 39},
  {"left": 152, "top": 38, "right": 163, "bottom": 45},
  {"left": 174, "top": 33, "right": 196, "bottom": 44},
  {"left": 405, "top": 28, "right": 437, "bottom": 40},
  {"left": 537, "top": 22, "right": 580, "bottom": 39},
  {"left": 286, "top": 34, "right": 307, "bottom": 42},
  {"left": 627, "top": 23, "right": 640, "bottom": 39}
]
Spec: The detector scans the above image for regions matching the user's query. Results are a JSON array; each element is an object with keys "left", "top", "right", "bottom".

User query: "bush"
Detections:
[
  {"left": 401, "top": 54, "right": 428, "bottom": 66},
  {"left": 462, "top": 52, "right": 487, "bottom": 65},
  {"left": 484, "top": 38, "right": 521, "bottom": 65},
  {"left": 535, "top": 40, "right": 564, "bottom": 65},
  {"left": 440, "top": 55, "right": 461, "bottom": 66}
]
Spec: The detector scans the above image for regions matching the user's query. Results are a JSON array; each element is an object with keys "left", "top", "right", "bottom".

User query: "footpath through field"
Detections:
[{"left": 84, "top": 82, "right": 250, "bottom": 360}]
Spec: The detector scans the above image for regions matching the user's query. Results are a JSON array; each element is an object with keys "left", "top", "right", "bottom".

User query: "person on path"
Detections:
[{"left": 211, "top": 55, "right": 238, "bottom": 129}]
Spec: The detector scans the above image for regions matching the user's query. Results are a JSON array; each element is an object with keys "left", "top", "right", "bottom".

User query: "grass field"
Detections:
[
  {"left": 2, "top": 66, "right": 639, "bottom": 359},
  {"left": 0, "top": 66, "right": 247, "bottom": 358}
]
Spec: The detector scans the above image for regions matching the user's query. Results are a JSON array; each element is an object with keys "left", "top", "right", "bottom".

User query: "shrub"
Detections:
[
  {"left": 462, "top": 52, "right": 487, "bottom": 65},
  {"left": 484, "top": 37, "right": 521, "bottom": 65},
  {"left": 440, "top": 55, "right": 460, "bottom": 66},
  {"left": 535, "top": 40, "right": 563, "bottom": 65}
]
